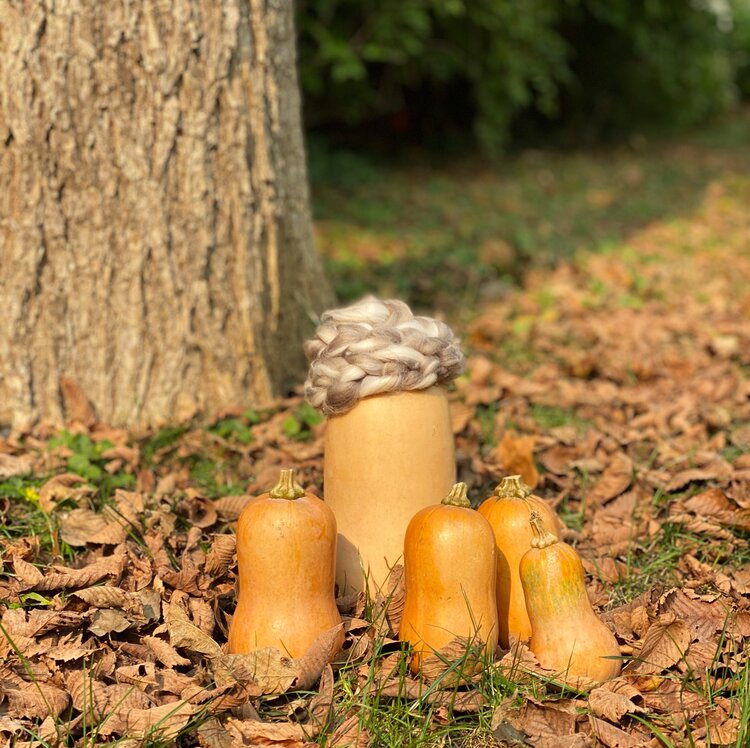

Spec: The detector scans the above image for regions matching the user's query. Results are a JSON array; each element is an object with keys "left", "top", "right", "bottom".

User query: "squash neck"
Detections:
[
  {"left": 269, "top": 469, "right": 306, "bottom": 500},
  {"left": 442, "top": 482, "right": 471, "bottom": 508},
  {"left": 529, "top": 511, "right": 558, "bottom": 548},
  {"left": 494, "top": 474, "right": 532, "bottom": 501}
]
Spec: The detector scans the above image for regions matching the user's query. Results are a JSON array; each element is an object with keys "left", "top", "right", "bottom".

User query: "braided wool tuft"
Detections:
[{"left": 304, "top": 297, "right": 465, "bottom": 416}]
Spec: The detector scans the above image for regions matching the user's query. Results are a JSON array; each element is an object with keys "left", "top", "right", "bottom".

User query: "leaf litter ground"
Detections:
[{"left": 2, "top": 136, "right": 750, "bottom": 748}]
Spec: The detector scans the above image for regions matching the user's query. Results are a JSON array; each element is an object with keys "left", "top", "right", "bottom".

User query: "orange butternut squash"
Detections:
[
  {"left": 519, "top": 512, "right": 621, "bottom": 682},
  {"left": 478, "top": 475, "right": 562, "bottom": 647},
  {"left": 324, "top": 386, "right": 455, "bottom": 596},
  {"left": 399, "top": 482, "right": 498, "bottom": 673},
  {"left": 228, "top": 469, "right": 344, "bottom": 658}
]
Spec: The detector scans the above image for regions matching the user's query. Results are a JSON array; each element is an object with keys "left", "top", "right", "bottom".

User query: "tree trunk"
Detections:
[{"left": 0, "top": 0, "right": 332, "bottom": 428}]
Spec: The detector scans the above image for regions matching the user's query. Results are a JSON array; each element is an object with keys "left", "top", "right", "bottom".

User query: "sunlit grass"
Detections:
[{"left": 312, "top": 109, "right": 750, "bottom": 312}]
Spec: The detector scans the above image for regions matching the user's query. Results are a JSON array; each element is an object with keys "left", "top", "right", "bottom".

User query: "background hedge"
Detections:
[{"left": 297, "top": 0, "right": 750, "bottom": 154}]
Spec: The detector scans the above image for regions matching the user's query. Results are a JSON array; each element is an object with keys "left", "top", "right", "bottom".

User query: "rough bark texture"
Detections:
[{"left": 0, "top": 0, "right": 332, "bottom": 428}]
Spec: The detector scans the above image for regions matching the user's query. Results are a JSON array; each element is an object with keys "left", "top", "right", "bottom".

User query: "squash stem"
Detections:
[
  {"left": 529, "top": 510, "right": 558, "bottom": 549},
  {"left": 442, "top": 482, "right": 471, "bottom": 508},
  {"left": 494, "top": 474, "right": 531, "bottom": 500},
  {"left": 269, "top": 468, "right": 306, "bottom": 500}
]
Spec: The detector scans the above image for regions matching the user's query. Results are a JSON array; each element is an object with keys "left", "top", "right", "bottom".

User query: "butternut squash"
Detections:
[
  {"left": 324, "top": 386, "right": 455, "bottom": 596},
  {"left": 399, "top": 483, "right": 498, "bottom": 673},
  {"left": 478, "top": 474, "right": 562, "bottom": 647},
  {"left": 519, "top": 512, "right": 621, "bottom": 682},
  {"left": 228, "top": 469, "right": 344, "bottom": 658}
]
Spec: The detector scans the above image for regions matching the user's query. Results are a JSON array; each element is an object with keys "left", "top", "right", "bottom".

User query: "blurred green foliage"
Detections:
[{"left": 297, "top": 0, "right": 750, "bottom": 153}]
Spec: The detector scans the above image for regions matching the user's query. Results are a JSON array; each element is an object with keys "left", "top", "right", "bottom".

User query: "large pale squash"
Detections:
[
  {"left": 304, "top": 297, "right": 464, "bottom": 596},
  {"left": 324, "top": 386, "right": 455, "bottom": 595}
]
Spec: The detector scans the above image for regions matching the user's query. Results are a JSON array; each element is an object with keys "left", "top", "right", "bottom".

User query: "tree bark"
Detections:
[{"left": 0, "top": 0, "right": 332, "bottom": 428}]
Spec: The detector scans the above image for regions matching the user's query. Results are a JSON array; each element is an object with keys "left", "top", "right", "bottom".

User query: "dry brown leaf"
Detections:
[
  {"left": 680, "top": 486, "right": 750, "bottom": 531},
  {"left": 59, "top": 506, "right": 127, "bottom": 546},
  {"left": 588, "top": 682, "right": 645, "bottom": 722},
  {"left": 72, "top": 584, "right": 131, "bottom": 609},
  {"left": 419, "top": 636, "right": 485, "bottom": 684},
  {"left": 0, "top": 717, "right": 25, "bottom": 736},
  {"left": 205, "top": 533, "right": 236, "bottom": 576},
  {"left": 12, "top": 557, "right": 44, "bottom": 587},
  {"left": 732, "top": 567, "right": 750, "bottom": 595},
  {"left": 214, "top": 494, "right": 251, "bottom": 520},
  {"left": 295, "top": 623, "right": 345, "bottom": 690},
  {"left": 114, "top": 489, "right": 146, "bottom": 526},
  {"left": 5, "top": 681, "right": 70, "bottom": 720},
  {"left": 60, "top": 375, "right": 98, "bottom": 426},
  {"left": 426, "top": 688, "right": 487, "bottom": 713},
  {"left": 178, "top": 494, "right": 219, "bottom": 529},
  {"left": 370, "top": 676, "right": 424, "bottom": 700},
  {"left": 623, "top": 615, "right": 690, "bottom": 690},
  {"left": 17, "top": 609, "right": 87, "bottom": 637},
  {"left": 143, "top": 634, "right": 192, "bottom": 667},
  {"left": 212, "top": 649, "right": 298, "bottom": 696},
  {"left": 0, "top": 452, "right": 34, "bottom": 478},
  {"left": 450, "top": 402, "right": 475, "bottom": 434},
  {"left": 639, "top": 678, "right": 708, "bottom": 714},
  {"left": 666, "top": 466, "right": 729, "bottom": 493},
  {"left": 189, "top": 596, "right": 216, "bottom": 637},
  {"left": 589, "top": 715, "right": 644, "bottom": 747},
  {"left": 496, "top": 432, "right": 539, "bottom": 488},
  {"left": 226, "top": 716, "right": 309, "bottom": 746},
  {"left": 589, "top": 453, "right": 633, "bottom": 504},
  {"left": 37, "top": 553, "right": 125, "bottom": 592},
  {"left": 307, "top": 664, "right": 334, "bottom": 733},
  {"left": 89, "top": 608, "right": 133, "bottom": 636},
  {"left": 539, "top": 444, "right": 579, "bottom": 475},
  {"left": 66, "top": 670, "right": 111, "bottom": 720},
  {"left": 683, "top": 487, "right": 735, "bottom": 518},
  {"left": 370, "top": 564, "right": 405, "bottom": 637},
  {"left": 491, "top": 699, "right": 581, "bottom": 747},
  {"left": 37, "top": 472, "right": 95, "bottom": 513},
  {"left": 117, "top": 700, "right": 197, "bottom": 740},
  {"left": 657, "top": 588, "right": 732, "bottom": 642},
  {"left": 164, "top": 600, "right": 223, "bottom": 658},
  {"left": 328, "top": 714, "right": 370, "bottom": 748},
  {"left": 197, "top": 717, "right": 233, "bottom": 748}
]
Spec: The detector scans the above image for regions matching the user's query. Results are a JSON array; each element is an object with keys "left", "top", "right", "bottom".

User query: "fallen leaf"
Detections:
[
  {"left": 18, "top": 553, "right": 125, "bottom": 592},
  {"left": 307, "top": 664, "right": 334, "bottom": 733},
  {"left": 143, "top": 634, "right": 192, "bottom": 667},
  {"left": 213, "top": 649, "right": 298, "bottom": 695},
  {"left": 419, "top": 636, "right": 486, "bottom": 684},
  {"left": 89, "top": 608, "right": 133, "bottom": 636},
  {"left": 72, "top": 585, "right": 130, "bottom": 609},
  {"left": 60, "top": 376, "right": 98, "bottom": 426},
  {"left": 226, "top": 716, "right": 308, "bottom": 746},
  {"left": 165, "top": 601, "right": 223, "bottom": 658},
  {"left": 204, "top": 533, "right": 236, "bottom": 576},
  {"left": 589, "top": 715, "right": 643, "bottom": 747},
  {"left": 623, "top": 615, "right": 690, "bottom": 690},
  {"left": 197, "top": 717, "right": 233, "bottom": 748},
  {"left": 38, "top": 473, "right": 95, "bottom": 513},
  {"left": 328, "top": 714, "right": 370, "bottom": 747},
  {"left": 588, "top": 681, "right": 645, "bottom": 722},
  {"left": 59, "top": 506, "right": 127, "bottom": 546},
  {"left": 538, "top": 444, "right": 579, "bottom": 475},
  {"left": 295, "top": 624, "right": 345, "bottom": 690},
  {"left": 0, "top": 452, "right": 34, "bottom": 478},
  {"left": 496, "top": 432, "right": 539, "bottom": 488},
  {"left": 589, "top": 453, "right": 632, "bottom": 504}
]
